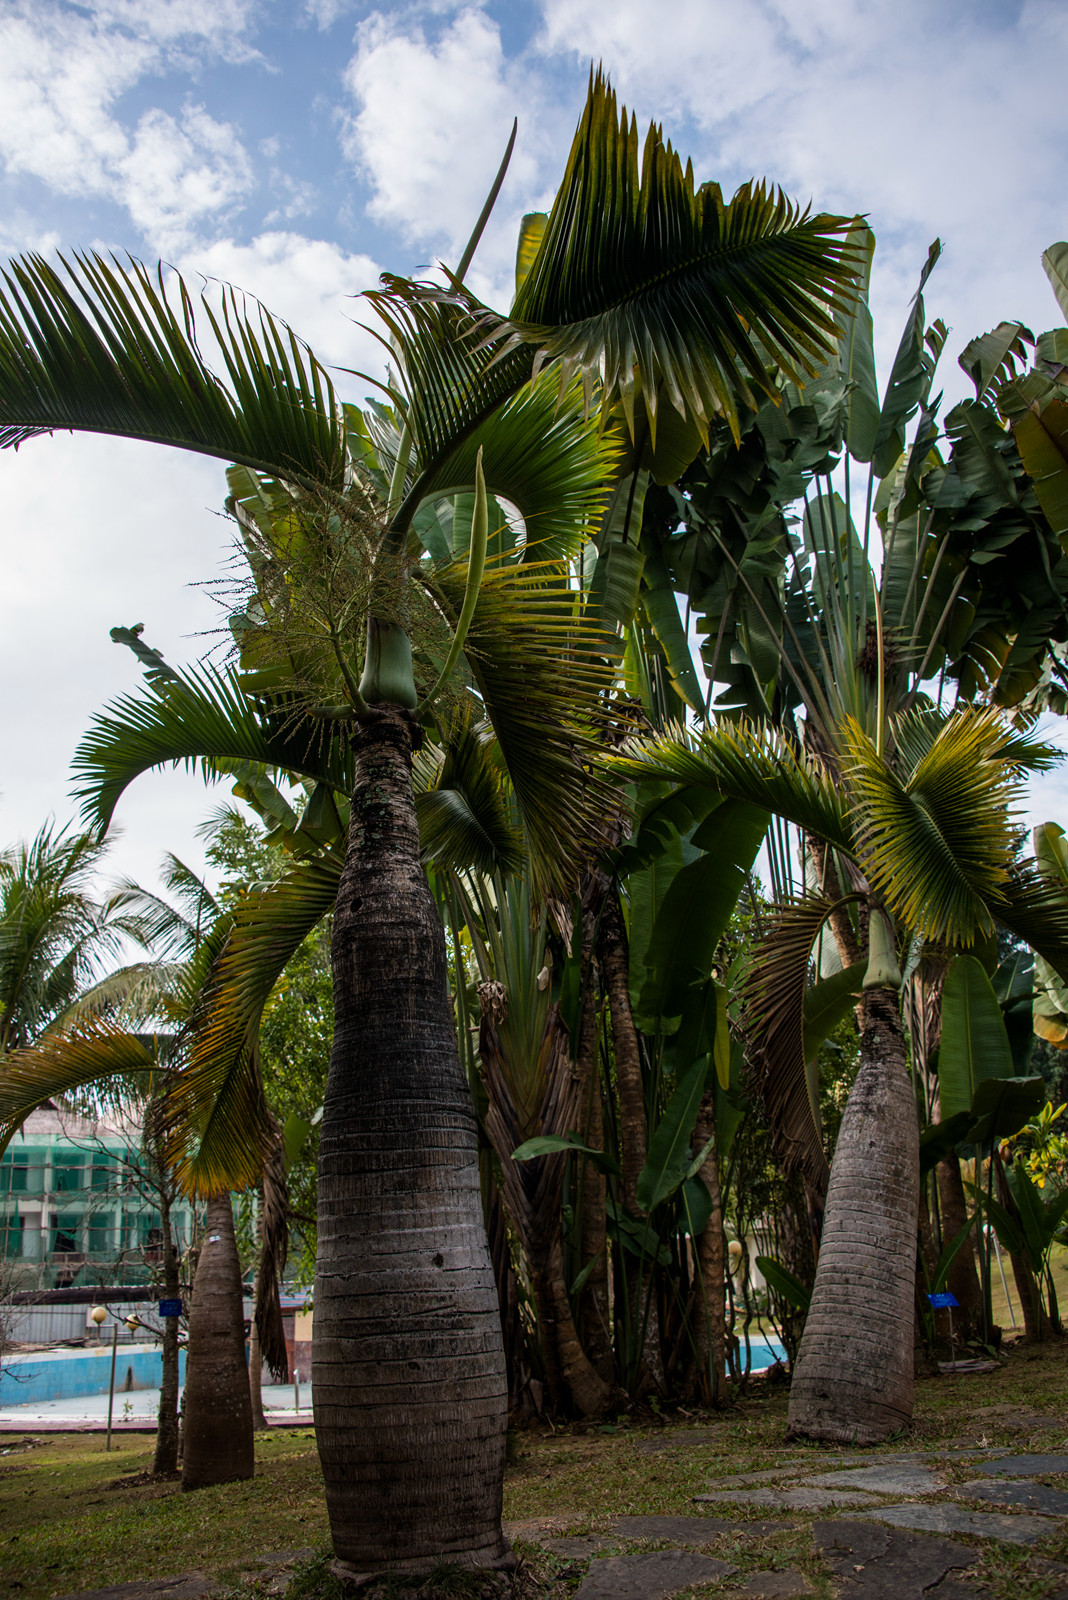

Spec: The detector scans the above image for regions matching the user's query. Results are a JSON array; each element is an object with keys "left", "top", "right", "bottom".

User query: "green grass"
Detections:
[{"left": 1, "top": 1342, "right": 1067, "bottom": 1600}]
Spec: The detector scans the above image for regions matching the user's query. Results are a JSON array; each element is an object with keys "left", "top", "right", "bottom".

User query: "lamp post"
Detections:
[{"left": 89, "top": 1305, "right": 106, "bottom": 1345}]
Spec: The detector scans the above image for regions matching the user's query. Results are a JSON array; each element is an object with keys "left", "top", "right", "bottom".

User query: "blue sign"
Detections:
[
  {"left": 159, "top": 1298, "right": 183, "bottom": 1318},
  {"left": 927, "top": 1291, "right": 959, "bottom": 1309}
]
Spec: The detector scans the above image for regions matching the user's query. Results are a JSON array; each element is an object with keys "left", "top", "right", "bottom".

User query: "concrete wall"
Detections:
[{"left": 0, "top": 1344, "right": 186, "bottom": 1406}]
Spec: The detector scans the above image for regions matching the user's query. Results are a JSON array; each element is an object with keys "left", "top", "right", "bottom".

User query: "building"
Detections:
[{"left": 0, "top": 1104, "right": 197, "bottom": 1294}]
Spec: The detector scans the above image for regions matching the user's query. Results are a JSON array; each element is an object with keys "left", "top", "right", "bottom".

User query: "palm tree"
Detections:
[
  {"left": 616, "top": 707, "right": 1068, "bottom": 1440},
  {"left": 0, "top": 74, "right": 858, "bottom": 1567}
]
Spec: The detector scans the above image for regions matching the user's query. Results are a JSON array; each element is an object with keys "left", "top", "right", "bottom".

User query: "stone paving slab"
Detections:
[
  {"left": 955, "top": 1476, "right": 1068, "bottom": 1514},
  {"left": 799, "top": 1465, "right": 947, "bottom": 1497},
  {"left": 574, "top": 1550, "right": 737, "bottom": 1600},
  {"left": 975, "top": 1453, "right": 1068, "bottom": 1477},
  {"left": 855, "top": 1501, "right": 1056, "bottom": 1545},
  {"left": 705, "top": 1457, "right": 888, "bottom": 1489},
  {"left": 696, "top": 1487, "right": 884, "bottom": 1511},
  {"left": 608, "top": 1515, "right": 736, "bottom": 1543},
  {"left": 813, "top": 1519, "right": 982, "bottom": 1598},
  {"left": 726, "top": 1571, "right": 814, "bottom": 1597}
]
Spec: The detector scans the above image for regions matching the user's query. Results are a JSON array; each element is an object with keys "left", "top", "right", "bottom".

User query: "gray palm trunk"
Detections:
[
  {"left": 312, "top": 710, "right": 510, "bottom": 1573},
  {"left": 151, "top": 1180, "right": 182, "bottom": 1474},
  {"left": 787, "top": 986, "right": 919, "bottom": 1443},
  {"left": 181, "top": 1193, "right": 255, "bottom": 1488}
]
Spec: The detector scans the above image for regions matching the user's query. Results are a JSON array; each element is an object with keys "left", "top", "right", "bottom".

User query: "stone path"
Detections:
[{"left": 507, "top": 1445, "right": 1068, "bottom": 1598}]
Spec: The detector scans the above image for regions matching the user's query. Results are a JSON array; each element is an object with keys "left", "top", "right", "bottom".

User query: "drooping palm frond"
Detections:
[
  {"left": 0, "top": 1022, "right": 160, "bottom": 1155},
  {"left": 995, "top": 860, "right": 1068, "bottom": 986},
  {"left": 414, "top": 370, "right": 617, "bottom": 562},
  {"left": 72, "top": 663, "right": 351, "bottom": 833},
  {"left": 843, "top": 710, "right": 1029, "bottom": 944},
  {"left": 107, "top": 859, "right": 221, "bottom": 961},
  {"left": 613, "top": 722, "right": 851, "bottom": 852},
  {"left": 167, "top": 853, "right": 342, "bottom": 1193},
  {"left": 415, "top": 709, "right": 525, "bottom": 877},
  {"left": 507, "top": 70, "right": 860, "bottom": 443},
  {"left": 0, "top": 252, "right": 344, "bottom": 486},
  {"left": 740, "top": 893, "right": 848, "bottom": 1191},
  {"left": 427, "top": 557, "right": 617, "bottom": 895},
  {"left": 55, "top": 961, "right": 188, "bottom": 1031}
]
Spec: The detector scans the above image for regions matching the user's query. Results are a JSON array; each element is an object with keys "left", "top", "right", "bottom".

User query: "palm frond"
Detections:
[
  {"left": 844, "top": 709, "right": 1026, "bottom": 943},
  {"left": 0, "top": 252, "right": 344, "bottom": 486},
  {"left": 740, "top": 893, "right": 846, "bottom": 1191},
  {"left": 427, "top": 557, "right": 617, "bottom": 895},
  {"left": 996, "top": 859, "right": 1068, "bottom": 986},
  {"left": 72, "top": 662, "right": 350, "bottom": 832},
  {"left": 166, "top": 853, "right": 341, "bottom": 1193},
  {"left": 360, "top": 277, "right": 536, "bottom": 531},
  {"left": 507, "top": 70, "right": 860, "bottom": 442},
  {"left": 415, "top": 369, "right": 617, "bottom": 562},
  {"left": 0, "top": 1022, "right": 160, "bottom": 1155},
  {"left": 415, "top": 709, "right": 525, "bottom": 877},
  {"left": 613, "top": 722, "right": 851, "bottom": 851}
]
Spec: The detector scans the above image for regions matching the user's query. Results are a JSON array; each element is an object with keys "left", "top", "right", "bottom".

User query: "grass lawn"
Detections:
[{"left": 1, "top": 1340, "right": 1067, "bottom": 1600}]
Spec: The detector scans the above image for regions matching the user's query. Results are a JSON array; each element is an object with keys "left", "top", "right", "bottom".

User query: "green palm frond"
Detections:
[
  {"left": 741, "top": 893, "right": 851, "bottom": 1190},
  {"left": 360, "top": 277, "right": 536, "bottom": 531},
  {"left": 0, "top": 252, "right": 344, "bottom": 486},
  {"left": 415, "top": 709, "right": 525, "bottom": 877},
  {"left": 996, "top": 860, "right": 1068, "bottom": 986},
  {"left": 415, "top": 370, "right": 617, "bottom": 562},
  {"left": 55, "top": 961, "right": 187, "bottom": 1030},
  {"left": 72, "top": 663, "right": 350, "bottom": 832},
  {"left": 427, "top": 557, "right": 617, "bottom": 895},
  {"left": 0, "top": 1023, "right": 160, "bottom": 1155},
  {"left": 507, "top": 70, "right": 860, "bottom": 442},
  {"left": 844, "top": 710, "right": 1026, "bottom": 943},
  {"left": 167, "top": 853, "right": 341, "bottom": 1192},
  {"left": 107, "top": 860, "right": 220, "bottom": 960},
  {"left": 613, "top": 722, "right": 851, "bottom": 851}
]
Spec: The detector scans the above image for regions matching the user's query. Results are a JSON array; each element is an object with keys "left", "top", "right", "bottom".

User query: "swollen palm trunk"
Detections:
[
  {"left": 787, "top": 988, "right": 919, "bottom": 1444},
  {"left": 313, "top": 711, "right": 510, "bottom": 1573},
  {"left": 181, "top": 1194, "right": 255, "bottom": 1489}
]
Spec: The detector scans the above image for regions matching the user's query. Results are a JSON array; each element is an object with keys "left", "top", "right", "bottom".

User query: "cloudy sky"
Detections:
[{"left": 1, "top": 0, "right": 1066, "bottom": 900}]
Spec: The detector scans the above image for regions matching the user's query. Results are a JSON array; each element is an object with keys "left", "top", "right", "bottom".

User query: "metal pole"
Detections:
[
  {"left": 293, "top": 1367, "right": 300, "bottom": 1415},
  {"left": 991, "top": 1233, "right": 1017, "bottom": 1329},
  {"left": 105, "top": 1320, "right": 118, "bottom": 1451}
]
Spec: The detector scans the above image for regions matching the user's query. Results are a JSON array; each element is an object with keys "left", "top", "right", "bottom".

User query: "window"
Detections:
[
  {"left": 1, "top": 1151, "right": 45, "bottom": 1195},
  {"left": 87, "top": 1214, "right": 113, "bottom": 1255},
  {"left": 50, "top": 1214, "right": 81, "bottom": 1254},
  {"left": 91, "top": 1152, "right": 116, "bottom": 1192},
  {"left": 52, "top": 1152, "right": 86, "bottom": 1193},
  {"left": 0, "top": 1215, "right": 24, "bottom": 1258}
]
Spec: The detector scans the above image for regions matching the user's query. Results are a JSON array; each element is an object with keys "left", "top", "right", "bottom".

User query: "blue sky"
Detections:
[{"left": 1, "top": 0, "right": 1067, "bottom": 894}]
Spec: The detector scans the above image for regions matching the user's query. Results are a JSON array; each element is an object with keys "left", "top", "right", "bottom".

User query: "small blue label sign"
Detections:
[
  {"left": 927, "top": 1291, "right": 959, "bottom": 1309},
  {"left": 159, "top": 1298, "right": 182, "bottom": 1318}
]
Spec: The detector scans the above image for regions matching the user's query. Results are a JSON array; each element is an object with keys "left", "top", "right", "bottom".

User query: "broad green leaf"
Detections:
[
  {"left": 958, "top": 321, "right": 1033, "bottom": 402},
  {"left": 931, "top": 1212, "right": 979, "bottom": 1294},
  {"left": 802, "top": 961, "right": 864, "bottom": 1065},
  {"left": 755, "top": 1255, "right": 811, "bottom": 1313},
  {"left": 641, "top": 547, "right": 705, "bottom": 712},
  {"left": 514, "top": 212, "right": 548, "bottom": 299},
  {"left": 834, "top": 219, "right": 879, "bottom": 462},
  {"left": 919, "top": 1112, "right": 974, "bottom": 1178},
  {"left": 1014, "top": 397, "right": 1068, "bottom": 538},
  {"left": 965, "top": 1074, "right": 1045, "bottom": 1148},
  {"left": 939, "top": 955, "right": 1014, "bottom": 1121},
  {"left": 282, "top": 1112, "right": 313, "bottom": 1169},
  {"left": 679, "top": 1175, "right": 713, "bottom": 1237},
  {"left": 871, "top": 238, "right": 942, "bottom": 479},
  {"left": 636, "top": 1055, "right": 710, "bottom": 1213},
  {"left": 512, "top": 1132, "right": 622, "bottom": 1177},
  {"left": 1043, "top": 242, "right": 1068, "bottom": 323}
]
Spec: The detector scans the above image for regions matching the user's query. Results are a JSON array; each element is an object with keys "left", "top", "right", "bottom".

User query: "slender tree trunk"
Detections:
[
  {"left": 788, "top": 986, "right": 918, "bottom": 1443},
  {"left": 692, "top": 1089, "right": 727, "bottom": 1407},
  {"left": 599, "top": 893, "right": 646, "bottom": 1210},
  {"left": 577, "top": 970, "right": 612, "bottom": 1383},
  {"left": 993, "top": 1156, "right": 1047, "bottom": 1340},
  {"left": 182, "top": 1194, "right": 255, "bottom": 1490},
  {"left": 313, "top": 711, "right": 510, "bottom": 1574},
  {"left": 527, "top": 1230, "right": 610, "bottom": 1417},
  {"left": 936, "top": 1153, "right": 983, "bottom": 1338},
  {"left": 152, "top": 1182, "right": 181, "bottom": 1476},
  {"left": 248, "top": 1241, "right": 269, "bottom": 1431}
]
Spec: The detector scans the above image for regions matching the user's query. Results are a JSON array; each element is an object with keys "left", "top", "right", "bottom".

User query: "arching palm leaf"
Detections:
[
  {"left": 414, "top": 709, "right": 525, "bottom": 877},
  {"left": 0, "top": 253, "right": 344, "bottom": 486},
  {"left": 0, "top": 1022, "right": 160, "bottom": 1155}
]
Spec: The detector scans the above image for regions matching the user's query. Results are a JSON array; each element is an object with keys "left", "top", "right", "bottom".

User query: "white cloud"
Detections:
[
  {"left": 189, "top": 230, "right": 386, "bottom": 375},
  {"left": 341, "top": 8, "right": 542, "bottom": 263},
  {"left": 0, "top": 1, "right": 259, "bottom": 251}
]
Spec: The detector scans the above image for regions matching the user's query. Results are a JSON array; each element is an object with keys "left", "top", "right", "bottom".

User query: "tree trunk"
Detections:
[
  {"left": 527, "top": 1229, "right": 610, "bottom": 1417},
  {"left": 692, "top": 1089, "right": 727, "bottom": 1408},
  {"left": 313, "top": 710, "right": 510, "bottom": 1574},
  {"left": 787, "top": 986, "right": 918, "bottom": 1443},
  {"left": 181, "top": 1194, "right": 255, "bottom": 1490},
  {"left": 152, "top": 1182, "right": 181, "bottom": 1476},
  {"left": 599, "top": 892, "right": 646, "bottom": 1210},
  {"left": 577, "top": 970, "right": 612, "bottom": 1383}
]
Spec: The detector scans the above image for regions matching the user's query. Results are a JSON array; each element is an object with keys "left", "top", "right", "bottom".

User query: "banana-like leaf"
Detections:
[
  {"left": 919, "top": 1112, "right": 974, "bottom": 1178},
  {"left": 0, "top": 1023, "right": 160, "bottom": 1155},
  {"left": 755, "top": 1255, "right": 811, "bottom": 1313},
  {"left": 0, "top": 252, "right": 344, "bottom": 486},
  {"left": 997, "top": 858, "right": 1068, "bottom": 988},
  {"left": 635, "top": 1054, "right": 710, "bottom": 1214},
  {"left": 871, "top": 239, "right": 942, "bottom": 478},
  {"left": 509, "top": 71, "right": 859, "bottom": 444},
  {"left": 843, "top": 710, "right": 1029, "bottom": 945},
  {"left": 427, "top": 555, "right": 617, "bottom": 896},
  {"left": 966, "top": 1074, "right": 1046, "bottom": 1149},
  {"left": 614, "top": 722, "right": 851, "bottom": 852},
  {"left": 833, "top": 219, "right": 879, "bottom": 463},
  {"left": 641, "top": 547, "right": 705, "bottom": 712},
  {"left": 938, "top": 954, "right": 1014, "bottom": 1121},
  {"left": 803, "top": 960, "right": 865, "bottom": 1063},
  {"left": 168, "top": 853, "right": 342, "bottom": 1192},
  {"left": 1014, "top": 396, "right": 1068, "bottom": 538},
  {"left": 959, "top": 321, "right": 1034, "bottom": 403},
  {"left": 1043, "top": 242, "right": 1068, "bottom": 323},
  {"left": 512, "top": 1132, "right": 621, "bottom": 1178}
]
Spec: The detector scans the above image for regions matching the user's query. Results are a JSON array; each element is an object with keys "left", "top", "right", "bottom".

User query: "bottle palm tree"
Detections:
[{"left": 0, "top": 74, "right": 858, "bottom": 1567}]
